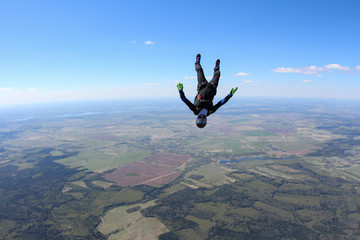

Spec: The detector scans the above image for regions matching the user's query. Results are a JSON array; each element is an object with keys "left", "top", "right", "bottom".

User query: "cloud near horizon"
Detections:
[
  {"left": 0, "top": 87, "right": 13, "bottom": 91},
  {"left": 272, "top": 64, "right": 353, "bottom": 74},
  {"left": 0, "top": 85, "right": 178, "bottom": 106},
  {"left": 0, "top": 87, "right": 38, "bottom": 93}
]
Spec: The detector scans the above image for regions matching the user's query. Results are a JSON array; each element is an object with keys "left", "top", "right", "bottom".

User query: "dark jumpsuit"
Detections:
[{"left": 179, "top": 62, "right": 234, "bottom": 116}]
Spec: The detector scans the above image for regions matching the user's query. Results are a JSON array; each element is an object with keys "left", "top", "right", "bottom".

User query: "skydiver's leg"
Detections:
[
  {"left": 195, "top": 54, "right": 207, "bottom": 91},
  {"left": 196, "top": 63, "right": 207, "bottom": 91},
  {"left": 209, "top": 59, "right": 220, "bottom": 90}
]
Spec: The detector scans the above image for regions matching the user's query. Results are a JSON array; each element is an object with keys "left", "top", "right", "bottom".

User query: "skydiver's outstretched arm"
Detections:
[
  {"left": 212, "top": 87, "right": 238, "bottom": 114},
  {"left": 177, "top": 83, "right": 197, "bottom": 114}
]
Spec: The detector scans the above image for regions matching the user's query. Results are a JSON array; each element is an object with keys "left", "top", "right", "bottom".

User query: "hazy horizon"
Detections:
[{"left": 2, "top": 95, "right": 360, "bottom": 108}]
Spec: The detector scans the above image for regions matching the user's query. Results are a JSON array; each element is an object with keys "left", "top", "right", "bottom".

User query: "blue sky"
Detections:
[{"left": 1, "top": 0, "right": 360, "bottom": 105}]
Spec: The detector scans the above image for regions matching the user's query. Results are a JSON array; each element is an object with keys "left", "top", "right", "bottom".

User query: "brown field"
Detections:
[
  {"left": 143, "top": 171, "right": 182, "bottom": 186},
  {"left": 103, "top": 152, "right": 190, "bottom": 186}
]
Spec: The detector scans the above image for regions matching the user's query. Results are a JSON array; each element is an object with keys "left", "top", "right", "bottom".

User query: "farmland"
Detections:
[
  {"left": 1, "top": 98, "right": 360, "bottom": 239},
  {"left": 97, "top": 200, "right": 169, "bottom": 239},
  {"left": 104, "top": 152, "right": 190, "bottom": 186}
]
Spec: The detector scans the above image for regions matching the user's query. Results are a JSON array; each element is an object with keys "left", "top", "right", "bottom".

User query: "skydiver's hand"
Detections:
[
  {"left": 230, "top": 87, "right": 238, "bottom": 96},
  {"left": 177, "top": 82, "right": 183, "bottom": 91}
]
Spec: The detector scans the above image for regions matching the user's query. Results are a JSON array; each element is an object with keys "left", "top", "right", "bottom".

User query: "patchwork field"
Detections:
[{"left": 1, "top": 99, "right": 360, "bottom": 239}]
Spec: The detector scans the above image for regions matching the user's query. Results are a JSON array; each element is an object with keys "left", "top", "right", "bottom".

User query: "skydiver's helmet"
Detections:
[{"left": 196, "top": 114, "right": 207, "bottom": 128}]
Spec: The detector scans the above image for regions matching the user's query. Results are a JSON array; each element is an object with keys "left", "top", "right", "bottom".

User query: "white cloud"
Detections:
[
  {"left": 145, "top": 41, "right": 155, "bottom": 45},
  {"left": 302, "top": 80, "right": 312, "bottom": 83},
  {"left": 0, "top": 87, "right": 13, "bottom": 91},
  {"left": 324, "top": 64, "right": 351, "bottom": 71},
  {"left": 0, "top": 88, "right": 38, "bottom": 93},
  {"left": 272, "top": 66, "right": 325, "bottom": 74},
  {"left": 302, "top": 65, "right": 325, "bottom": 74},
  {"left": 273, "top": 63, "right": 355, "bottom": 75},
  {"left": 184, "top": 76, "right": 197, "bottom": 80},
  {"left": 244, "top": 80, "right": 255, "bottom": 84},
  {"left": 356, "top": 66, "right": 360, "bottom": 71},
  {"left": 234, "top": 72, "right": 251, "bottom": 77}
]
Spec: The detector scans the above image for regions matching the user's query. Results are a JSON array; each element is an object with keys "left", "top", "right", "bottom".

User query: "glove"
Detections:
[
  {"left": 230, "top": 87, "right": 238, "bottom": 96},
  {"left": 177, "top": 82, "right": 183, "bottom": 91}
]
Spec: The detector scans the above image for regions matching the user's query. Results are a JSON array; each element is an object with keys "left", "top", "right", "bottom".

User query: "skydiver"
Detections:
[{"left": 177, "top": 54, "right": 238, "bottom": 128}]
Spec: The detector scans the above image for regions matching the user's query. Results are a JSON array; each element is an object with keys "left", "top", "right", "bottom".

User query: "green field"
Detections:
[
  {"left": 184, "top": 163, "right": 235, "bottom": 187},
  {"left": 108, "top": 218, "right": 169, "bottom": 240},
  {"left": 274, "top": 193, "right": 321, "bottom": 207},
  {"left": 98, "top": 200, "right": 168, "bottom": 239},
  {"left": 188, "top": 136, "right": 259, "bottom": 154},
  {"left": 56, "top": 150, "right": 148, "bottom": 173},
  {"left": 242, "top": 130, "right": 276, "bottom": 136},
  {"left": 254, "top": 201, "right": 294, "bottom": 220},
  {"left": 92, "top": 180, "right": 114, "bottom": 189}
]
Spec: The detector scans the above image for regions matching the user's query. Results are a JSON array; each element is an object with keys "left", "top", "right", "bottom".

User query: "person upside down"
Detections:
[{"left": 177, "top": 54, "right": 238, "bottom": 128}]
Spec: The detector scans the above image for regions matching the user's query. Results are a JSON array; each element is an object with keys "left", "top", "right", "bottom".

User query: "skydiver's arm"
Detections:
[
  {"left": 212, "top": 87, "right": 238, "bottom": 113},
  {"left": 212, "top": 93, "right": 232, "bottom": 113},
  {"left": 179, "top": 90, "right": 197, "bottom": 114}
]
